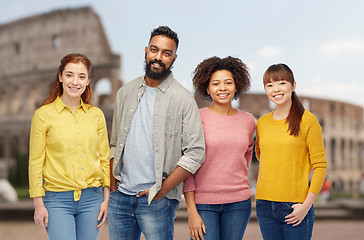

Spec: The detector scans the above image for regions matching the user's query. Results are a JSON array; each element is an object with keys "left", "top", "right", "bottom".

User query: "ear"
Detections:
[
  {"left": 206, "top": 88, "right": 210, "bottom": 95},
  {"left": 292, "top": 81, "right": 296, "bottom": 92},
  {"left": 58, "top": 73, "right": 62, "bottom": 82},
  {"left": 87, "top": 77, "right": 90, "bottom": 86},
  {"left": 145, "top": 46, "right": 148, "bottom": 55},
  {"left": 173, "top": 54, "right": 178, "bottom": 62}
]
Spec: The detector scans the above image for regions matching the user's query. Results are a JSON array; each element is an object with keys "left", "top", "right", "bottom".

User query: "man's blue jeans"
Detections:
[
  {"left": 108, "top": 191, "right": 178, "bottom": 240},
  {"left": 256, "top": 200, "right": 315, "bottom": 240},
  {"left": 43, "top": 187, "right": 103, "bottom": 240},
  {"left": 195, "top": 199, "right": 252, "bottom": 240}
]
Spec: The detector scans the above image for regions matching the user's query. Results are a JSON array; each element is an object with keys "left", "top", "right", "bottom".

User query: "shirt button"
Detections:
[
  {"left": 80, "top": 155, "right": 83, "bottom": 157},
  {"left": 120, "top": 143, "right": 123, "bottom": 147},
  {"left": 77, "top": 132, "right": 80, "bottom": 134},
  {"left": 125, "top": 127, "right": 128, "bottom": 131}
]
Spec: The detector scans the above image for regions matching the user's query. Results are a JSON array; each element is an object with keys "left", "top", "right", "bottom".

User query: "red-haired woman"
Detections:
[
  {"left": 29, "top": 53, "right": 110, "bottom": 240},
  {"left": 255, "top": 63, "right": 327, "bottom": 240}
]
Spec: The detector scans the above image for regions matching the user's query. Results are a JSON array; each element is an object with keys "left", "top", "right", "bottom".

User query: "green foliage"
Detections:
[{"left": 8, "top": 149, "right": 29, "bottom": 188}]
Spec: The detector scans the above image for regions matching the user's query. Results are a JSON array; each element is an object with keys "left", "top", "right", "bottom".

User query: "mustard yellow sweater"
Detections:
[{"left": 255, "top": 110, "right": 327, "bottom": 203}]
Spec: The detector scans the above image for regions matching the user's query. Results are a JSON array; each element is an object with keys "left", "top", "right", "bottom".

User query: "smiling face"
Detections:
[
  {"left": 144, "top": 35, "right": 177, "bottom": 81},
  {"left": 59, "top": 62, "right": 90, "bottom": 101},
  {"left": 264, "top": 79, "right": 296, "bottom": 108},
  {"left": 207, "top": 70, "right": 237, "bottom": 106}
]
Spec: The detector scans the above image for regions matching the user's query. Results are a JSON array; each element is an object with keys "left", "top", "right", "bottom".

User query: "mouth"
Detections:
[
  {"left": 273, "top": 94, "right": 283, "bottom": 100},
  {"left": 68, "top": 86, "right": 80, "bottom": 92},
  {"left": 217, "top": 93, "right": 230, "bottom": 99}
]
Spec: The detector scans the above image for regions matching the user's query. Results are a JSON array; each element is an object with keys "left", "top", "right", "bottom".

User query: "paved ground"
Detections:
[{"left": 1, "top": 220, "right": 364, "bottom": 240}]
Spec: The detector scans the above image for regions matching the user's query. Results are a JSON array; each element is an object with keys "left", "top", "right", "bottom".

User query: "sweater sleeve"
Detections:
[
  {"left": 245, "top": 116, "right": 256, "bottom": 167},
  {"left": 306, "top": 115, "right": 327, "bottom": 195},
  {"left": 183, "top": 174, "right": 196, "bottom": 193}
]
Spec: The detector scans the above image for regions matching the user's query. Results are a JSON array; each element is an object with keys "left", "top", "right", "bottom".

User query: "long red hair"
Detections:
[
  {"left": 263, "top": 63, "right": 304, "bottom": 136},
  {"left": 41, "top": 53, "right": 92, "bottom": 106}
]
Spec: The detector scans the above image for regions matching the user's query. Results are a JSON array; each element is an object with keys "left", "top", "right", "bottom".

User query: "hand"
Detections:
[
  {"left": 285, "top": 203, "right": 310, "bottom": 226},
  {"left": 136, "top": 189, "right": 149, "bottom": 198},
  {"left": 188, "top": 211, "right": 206, "bottom": 240},
  {"left": 34, "top": 204, "right": 48, "bottom": 231},
  {"left": 97, "top": 200, "right": 109, "bottom": 229}
]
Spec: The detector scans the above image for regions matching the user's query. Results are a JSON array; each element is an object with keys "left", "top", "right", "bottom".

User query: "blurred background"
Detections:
[{"left": 0, "top": 1, "right": 363, "bottom": 239}]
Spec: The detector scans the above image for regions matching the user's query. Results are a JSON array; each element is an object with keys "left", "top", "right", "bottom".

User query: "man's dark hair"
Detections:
[{"left": 149, "top": 26, "right": 179, "bottom": 50}]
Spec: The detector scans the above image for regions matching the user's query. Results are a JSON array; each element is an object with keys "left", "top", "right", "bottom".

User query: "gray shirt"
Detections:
[
  {"left": 110, "top": 73, "right": 205, "bottom": 204},
  {"left": 118, "top": 86, "right": 156, "bottom": 195}
]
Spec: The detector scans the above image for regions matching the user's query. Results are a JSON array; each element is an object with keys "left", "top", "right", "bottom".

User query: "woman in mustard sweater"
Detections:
[
  {"left": 29, "top": 53, "right": 110, "bottom": 240},
  {"left": 255, "top": 63, "right": 327, "bottom": 240}
]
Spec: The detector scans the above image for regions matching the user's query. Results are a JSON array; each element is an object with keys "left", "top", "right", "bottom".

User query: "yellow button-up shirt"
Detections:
[{"left": 29, "top": 97, "right": 110, "bottom": 201}]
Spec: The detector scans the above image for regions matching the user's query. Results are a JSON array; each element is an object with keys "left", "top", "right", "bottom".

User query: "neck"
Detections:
[
  {"left": 208, "top": 102, "right": 236, "bottom": 116},
  {"left": 274, "top": 102, "right": 291, "bottom": 120},
  {"left": 60, "top": 95, "right": 81, "bottom": 112},
  {"left": 145, "top": 76, "right": 165, "bottom": 88}
]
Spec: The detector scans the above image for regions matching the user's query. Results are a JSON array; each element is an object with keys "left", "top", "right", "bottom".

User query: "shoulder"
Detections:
[
  {"left": 301, "top": 110, "right": 320, "bottom": 124},
  {"left": 117, "top": 76, "right": 143, "bottom": 95},
  {"left": 301, "top": 110, "right": 321, "bottom": 129},
  {"left": 236, "top": 109, "right": 255, "bottom": 122},
  {"left": 85, "top": 104, "right": 105, "bottom": 117},
  {"left": 257, "top": 111, "right": 273, "bottom": 123}
]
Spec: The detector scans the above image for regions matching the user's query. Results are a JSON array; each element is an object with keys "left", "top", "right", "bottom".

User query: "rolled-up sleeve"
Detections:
[{"left": 177, "top": 96, "right": 205, "bottom": 174}]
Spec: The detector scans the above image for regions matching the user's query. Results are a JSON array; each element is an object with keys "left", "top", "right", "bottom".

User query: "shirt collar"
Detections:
[{"left": 54, "top": 96, "right": 89, "bottom": 114}]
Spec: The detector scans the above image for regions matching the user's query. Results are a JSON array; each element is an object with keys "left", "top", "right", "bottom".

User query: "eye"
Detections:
[
  {"left": 226, "top": 81, "right": 233, "bottom": 85},
  {"left": 279, "top": 81, "right": 286, "bottom": 85},
  {"left": 163, "top": 52, "right": 171, "bottom": 57},
  {"left": 79, "top": 75, "right": 86, "bottom": 80},
  {"left": 150, "top": 48, "right": 157, "bottom": 53},
  {"left": 265, "top": 83, "right": 273, "bottom": 88},
  {"left": 66, "top": 73, "right": 73, "bottom": 78}
]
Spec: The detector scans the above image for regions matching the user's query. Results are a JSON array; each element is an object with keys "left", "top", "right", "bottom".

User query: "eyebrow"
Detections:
[{"left": 150, "top": 45, "right": 173, "bottom": 54}]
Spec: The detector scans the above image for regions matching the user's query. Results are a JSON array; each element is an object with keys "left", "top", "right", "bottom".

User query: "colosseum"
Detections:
[
  {"left": 0, "top": 7, "right": 122, "bottom": 178},
  {"left": 0, "top": 6, "right": 363, "bottom": 195}
]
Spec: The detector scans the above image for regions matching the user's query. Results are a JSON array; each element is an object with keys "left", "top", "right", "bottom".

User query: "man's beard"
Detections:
[{"left": 144, "top": 58, "right": 174, "bottom": 80}]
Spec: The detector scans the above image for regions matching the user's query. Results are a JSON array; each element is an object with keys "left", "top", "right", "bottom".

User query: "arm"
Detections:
[
  {"left": 97, "top": 186, "right": 110, "bottom": 229},
  {"left": 286, "top": 114, "right": 327, "bottom": 225},
  {"left": 285, "top": 192, "right": 316, "bottom": 226},
  {"left": 137, "top": 166, "right": 192, "bottom": 199},
  {"left": 109, "top": 158, "right": 117, "bottom": 192},
  {"left": 98, "top": 110, "right": 110, "bottom": 188},
  {"left": 33, "top": 197, "right": 48, "bottom": 231},
  {"left": 184, "top": 191, "right": 206, "bottom": 240}
]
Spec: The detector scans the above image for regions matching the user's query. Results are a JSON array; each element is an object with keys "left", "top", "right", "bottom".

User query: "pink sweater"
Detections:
[{"left": 183, "top": 108, "right": 255, "bottom": 204}]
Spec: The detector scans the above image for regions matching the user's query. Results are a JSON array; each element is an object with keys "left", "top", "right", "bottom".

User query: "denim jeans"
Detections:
[
  {"left": 108, "top": 191, "right": 178, "bottom": 240},
  {"left": 256, "top": 200, "right": 315, "bottom": 240},
  {"left": 195, "top": 199, "right": 252, "bottom": 240},
  {"left": 43, "top": 187, "right": 103, "bottom": 240}
]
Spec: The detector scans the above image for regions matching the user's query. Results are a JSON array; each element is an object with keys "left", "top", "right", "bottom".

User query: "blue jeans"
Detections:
[
  {"left": 256, "top": 200, "right": 315, "bottom": 240},
  {"left": 195, "top": 199, "right": 252, "bottom": 240},
  {"left": 108, "top": 191, "right": 178, "bottom": 240},
  {"left": 43, "top": 187, "right": 103, "bottom": 240}
]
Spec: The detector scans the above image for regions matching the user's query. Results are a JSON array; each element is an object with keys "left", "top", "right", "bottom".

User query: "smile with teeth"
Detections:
[
  {"left": 217, "top": 93, "right": 229, "bottom": 99},
  {"left": 68, "top": 86, "right": 80, "bottom": 91},
  {"left": 273, "top": 94, "right": 283, "bottom": 100}
]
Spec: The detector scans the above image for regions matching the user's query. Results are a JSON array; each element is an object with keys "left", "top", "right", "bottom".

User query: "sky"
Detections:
[{"left": 1, "top": 0, "right": 364, "bottom": 108}]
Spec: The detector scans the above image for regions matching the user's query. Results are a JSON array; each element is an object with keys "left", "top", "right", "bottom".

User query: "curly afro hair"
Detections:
[{"left": 192, "top": 56, "right": 251, "bottom": 100}]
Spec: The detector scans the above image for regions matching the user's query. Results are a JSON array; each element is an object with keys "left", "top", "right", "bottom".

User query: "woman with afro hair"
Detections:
[{"left": 183, "top": 56, "right": 255, "bottom": 240}]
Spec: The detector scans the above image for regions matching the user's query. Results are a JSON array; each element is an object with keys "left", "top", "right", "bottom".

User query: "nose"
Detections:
[
  {"left": 219, "top": 83, "right": 227, "bottom": 90},
  {"left": 155, "top": 51, "right": 163, "bottom": 61},
  {"left": 273, "top": 83, "right": 279, "bottom": 91}
]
